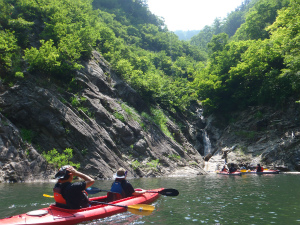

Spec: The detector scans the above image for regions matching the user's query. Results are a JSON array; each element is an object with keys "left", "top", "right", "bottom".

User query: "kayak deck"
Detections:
[
  {"left": 0, "top": 188, "right": 163, "bottom": 225},
  {"left": 241, "top": 169, "right": 280, "bottom": 174}
]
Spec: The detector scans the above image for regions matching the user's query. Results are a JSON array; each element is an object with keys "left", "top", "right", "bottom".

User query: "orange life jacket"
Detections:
[
  {"left": 53, "top": 186, "right": 67, "bottom": 205},
  {"left": 53, "top": 184, "right": 89, "bottom": 208}
]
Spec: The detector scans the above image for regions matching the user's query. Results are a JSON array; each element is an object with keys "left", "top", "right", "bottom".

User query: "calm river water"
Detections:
[{"left": 0, "top": 173, "right": 299, "bottom": 225}]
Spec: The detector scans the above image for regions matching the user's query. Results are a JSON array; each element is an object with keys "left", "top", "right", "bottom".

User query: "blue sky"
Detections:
[{"left": 147, "top": 0, "right": 245, "bottom": 31}]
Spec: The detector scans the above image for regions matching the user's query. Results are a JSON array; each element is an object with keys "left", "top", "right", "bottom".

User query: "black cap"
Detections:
[{"left": 55, "top": 165, "right": 71, "bottom": 180}]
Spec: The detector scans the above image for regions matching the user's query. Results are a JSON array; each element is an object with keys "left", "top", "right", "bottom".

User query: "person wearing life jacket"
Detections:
[
  {"left": 256, "top": 164, "right": 264, "bottom": 172},
  {"left": 221, "top": 165, "right": 228, "bottom": 172},
  {"left": 53, "top": 165, "right": 94, "bottom": 209},
  {"left": 110, "top": 168, "right": 145, "bottom": 198},
  {"left": 229, "top": 163, "right": 237, "bottom": 173}
]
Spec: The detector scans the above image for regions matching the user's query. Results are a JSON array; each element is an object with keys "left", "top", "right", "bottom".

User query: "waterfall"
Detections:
[
  {"left": 203, "top": 130, "right": 212, "bottom": 156},
  {"left": 197, "top": 107, "right": 213, "bottom": 157}
]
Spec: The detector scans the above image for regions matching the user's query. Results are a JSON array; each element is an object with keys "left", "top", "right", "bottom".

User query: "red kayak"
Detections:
[
  {"left": 0, "top": 188, "right": 163, "bottom": 225},
  {"left": 216, "top": 171, "right": 242, "bottom": 176}
]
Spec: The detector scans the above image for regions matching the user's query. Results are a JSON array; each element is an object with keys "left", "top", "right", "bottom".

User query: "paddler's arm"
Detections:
[{"left": 67, "top": 166, "right": 95, "bottom": 188}]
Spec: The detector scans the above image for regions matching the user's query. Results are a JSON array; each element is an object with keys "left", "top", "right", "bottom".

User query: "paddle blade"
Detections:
[
  {"left": 128, "top": 204, "right": 155, "bottom": 211},
  {"left": 127, "top": 204, "right": 155, "bottom": 216},
  {"left": 158, "top": 188, "right": 179, "bottom": 196},
  {"left": 43, "top": 194, "right": 54, "bottom": 198},
  {"left": 127, "top": 207, "right": 153, "bottom": 216},
  {"left": 86, "top": 187, "right": 110, "bottom": 194}
]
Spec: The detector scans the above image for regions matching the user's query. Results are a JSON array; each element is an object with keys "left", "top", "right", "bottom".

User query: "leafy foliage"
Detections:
[
  {"left": 190, "top": 0, "right": 256, "bottom": 51},
  {"left": 189, "top": 0, "right": 300, "bottom": 115},
  {"left": 23, "top": 39, "right": 61, "bottom": 74},
  {"left": 1, "top": 0, "right": 300, "bottom": 120},
  {"left": 234, "top": 0, "right": 290, "bottom": 41},
  {"left": 42, "top": 148, "right": 80, "bottom": 169},
  {"left": 0, "top": 30, "right": 19, "bottom": 76},
  {"left": 20, "top": 128, "right": 34, "bottom": 143},
  {"left": 131, "top": 160, "right": 141, "bottom": 170},
  {"left": 146, "top": 159, "right": 160, "bottom": 171},
  {"left": 0, "top": 0, "right": 208, "bottom": 113}
]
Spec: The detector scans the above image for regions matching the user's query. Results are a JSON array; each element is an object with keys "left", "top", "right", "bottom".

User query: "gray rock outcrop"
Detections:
[
  {"left": 205, "top": 105, "right": 300, "bottom": 172},
  {"left": 0, "top": 51, "right": 205, "bottom": 182}
]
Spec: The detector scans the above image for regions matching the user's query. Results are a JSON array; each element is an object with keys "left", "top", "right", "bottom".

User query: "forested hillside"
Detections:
[
  {"left": 174, "top": 30, "right": 200, "bottom": 41},
  {"left": 190, "top": 0, "right": 299, "bottom": 116},
  {"left": 1, "top": 0, "right": 299, "bottom": 119},
  {"left": 190, "top": 0, "right": 258, "bottom": 51},
  {"left": 0, "top": 0, "right": 206, "bottom": 115}
]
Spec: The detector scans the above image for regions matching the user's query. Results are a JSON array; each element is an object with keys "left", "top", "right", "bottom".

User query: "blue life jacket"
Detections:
[{"left": 110, "top": 181, "right": 125, "bottom": 197}]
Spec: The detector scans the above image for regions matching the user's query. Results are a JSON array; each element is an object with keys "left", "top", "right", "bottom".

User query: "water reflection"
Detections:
[{"left": 0, "top": 174, "right": 300, "bottom": 224}]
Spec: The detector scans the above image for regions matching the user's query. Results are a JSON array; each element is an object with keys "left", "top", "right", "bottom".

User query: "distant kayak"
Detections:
[
  {"left": 216, "top": 171, "right": 242, "bottom": 176},
  {"left": 0, "top": 188, "right": 163, "bottom": 225},
  {"left": 240, "top": 169, "right": 280, "bottom": 174}
]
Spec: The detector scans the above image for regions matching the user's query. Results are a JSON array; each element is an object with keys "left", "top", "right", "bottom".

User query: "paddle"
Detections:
[
  {"left": 43, "top": 194, "right": 54, "bottom": 198},
  {"left": 86, "top": 187, "right": 109, "bottom": 194},
  {"left": 138, "top": 188, "right": 179, "bottom": 197},
  {"left": 86, "top": 187, "right": 179, "bottom": 196},
  {"left": 42, "top": 194, "right": 155, "bottom": 216}
]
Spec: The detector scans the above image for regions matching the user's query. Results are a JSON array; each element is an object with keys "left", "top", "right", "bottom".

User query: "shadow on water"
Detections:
[{"left": 1, "top": 174, "right": 300, "bottom": 225}]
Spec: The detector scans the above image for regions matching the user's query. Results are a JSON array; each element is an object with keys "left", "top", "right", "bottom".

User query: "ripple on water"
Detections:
[{"left": 1, "top": 175, "right": 300, "bottom": 224}]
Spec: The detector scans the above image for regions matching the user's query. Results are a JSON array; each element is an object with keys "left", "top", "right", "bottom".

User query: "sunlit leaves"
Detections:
[
  {"left": 172, "top": 56, "right": 196, "bottom": 80},
  {"left": 267, "top": 0, "right": 300, "bottom": 77},
  {"left": 115, "top": 59, "right": 134, "bottom": 80},
  {"left": 0, "top": 0, "right": 14, "bottom": 27},
  {"left": 234, "top": 0, "right": 290, "bottom": 41},
  {"left": 42, "top": 148, "right": 80, "bottom": 169},
  {"left": 189, "top": 0, "right": 300, "bottom": 114},
  {"left": 23, "top": 39, "right": 61, "bottom": 73},
  {"left": 7, "top": 0, "right": 300, "bottom": 118},
  {"left": 0, "top": 30, "right": 19, "bottom": 73}
]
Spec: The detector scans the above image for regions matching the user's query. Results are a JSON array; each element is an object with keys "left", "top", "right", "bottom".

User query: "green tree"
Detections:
[
  {"left": 267, "top": 0, "right": 300, "bottom": 76},
  {"left": 23, "top": 39, "right": 61, "bottom": 74},
  {"left": 0, "top": 30, "right": 20, "bottom": 76},
  {"left": 234, "top": 0, "right": 290, "bottom": 41},
  {"left": 42, "top": 148, "right": 80, "bottom": 169}
]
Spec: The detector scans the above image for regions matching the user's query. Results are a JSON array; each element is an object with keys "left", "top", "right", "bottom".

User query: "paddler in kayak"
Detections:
[
  {"left": 110, "top": 168, "right": 145, "bottom": 199},
  {"left": 221, "top": 165, "right": 228, "bottom": 172},
  {"left": 256, "top": 164, "right": 264, "bottom": 172},
  {"left": 53, "top": 165, "right": 95, "bottom": 209},
  {"left": 229, "top": 163, "right": 237, "bottom": 173}
]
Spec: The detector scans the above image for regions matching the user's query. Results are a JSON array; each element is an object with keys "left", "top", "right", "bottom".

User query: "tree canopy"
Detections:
[
  {"left": 191, "top": 0, "right": 297, "bottom": 114},
  {"left": 0, "top": 0, "right": 299, "bottom": 118}
]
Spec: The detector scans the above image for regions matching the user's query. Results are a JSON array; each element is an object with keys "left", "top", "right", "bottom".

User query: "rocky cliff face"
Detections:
[
  {"left": 0, "top": 51, "right": 206, "bottom": 182},
  {"left": 205, "top": 105, "right": 300, "bottom": 172},
  {"left": 2, "top": 50, "right": 297, "bottom": 183}
]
